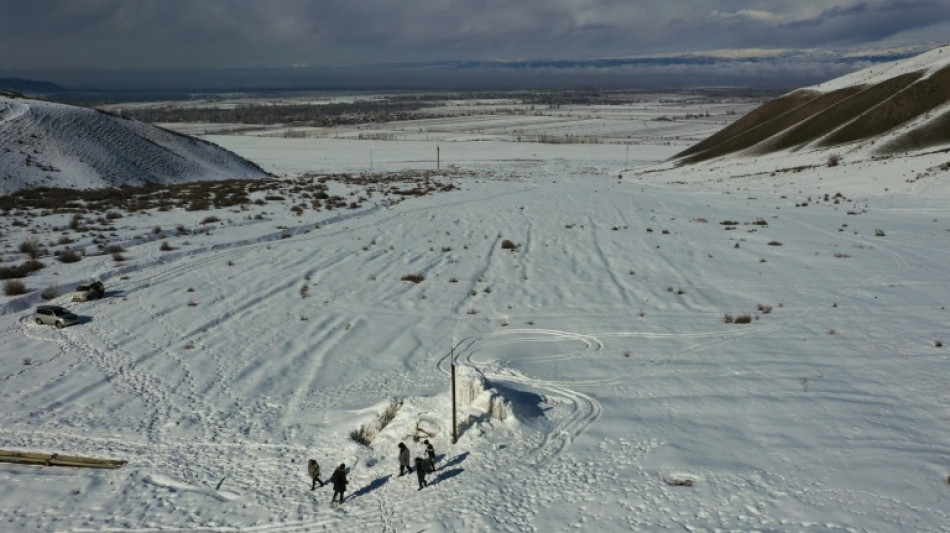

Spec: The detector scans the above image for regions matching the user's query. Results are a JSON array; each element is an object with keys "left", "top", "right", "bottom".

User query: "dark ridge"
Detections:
[
  {"left": 878, "top": 108, "right": 950, "bottom": 154},
  {"left": 754, "top": 72, "right": 922, "bottom": 154},
  {"left": 677, "top": 87, "right": 860, "bottom": 164},
  {"left": 820, "top": 65, "right": 950, "bottom": 148},
  {"left": 675, "top": 91, "right": 816, "bottom": 159}
]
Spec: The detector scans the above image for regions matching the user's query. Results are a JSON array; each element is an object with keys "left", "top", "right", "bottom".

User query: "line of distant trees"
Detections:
[{"left": 111, "top": 100, "right": 434, "bottom": 126}]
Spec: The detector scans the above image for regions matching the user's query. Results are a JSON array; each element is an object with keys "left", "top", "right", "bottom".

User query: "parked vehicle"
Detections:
[
  {"left": 34, "top": 305, "right": 80, "bottom": 329},
  {"left": 71, "top": 281, "right": 105, "bottom": 302}
]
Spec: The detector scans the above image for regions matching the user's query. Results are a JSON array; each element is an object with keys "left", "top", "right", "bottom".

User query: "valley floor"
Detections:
[{"left": 2, "top": 111, "right": 950, "bottom": 532}]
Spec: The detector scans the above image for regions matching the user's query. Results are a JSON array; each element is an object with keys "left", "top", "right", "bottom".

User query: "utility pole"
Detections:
[{"left": 451, "top": 343, "right": 458, "bottom": 444}]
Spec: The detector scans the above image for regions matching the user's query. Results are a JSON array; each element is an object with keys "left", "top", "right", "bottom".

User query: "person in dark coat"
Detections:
[
  {"left": 423, "top": 440, "right": 436, "bottom": 473},
  {"left": 398, "top": 442, "right": 413, "bottom": 476},
  {"left": 414, "top": 457, "right": 428, "bottom": 490},
  {"left": 330, "top": 463, "right": 348, "bottom": 504},
  {"left": 308, "top": 459, "right": 324, "bottom": 490}
]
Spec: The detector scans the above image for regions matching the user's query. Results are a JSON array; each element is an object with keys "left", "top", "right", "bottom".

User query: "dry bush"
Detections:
[
  {"left": 19, "top": 238, "right": 44, "bottom": 258},
  {"left": 159, "top": 240, "right": 173, "bottom": 251},
  {"left": 725, "top": 313, "right": 753, "bottom": 324},
  {"left": 57, "top": 249, "right": 82, "bottom": 263},
  {"left": 826, "top": 154, "right": 841, "bottom": 167},
  {"left": 756, "top": 304, "right": 773, "bottom": 314},
  {"left": 4, "top": 279, "right": 28, "bottom": 296},
  {"left": 500, "top": 239, "right": 518, "bottom": 251},
  {"left": 401, "top": 273, "right": 425, "bottom": 283},
  {"left": 767, "top": 241, "right": 783, "bottom": 246},
  {"left": 350, "top": 399, "right": 403, "bottom": 445},
  {"left": 41, "top": 285, "right": 59, "bottom": 300}
]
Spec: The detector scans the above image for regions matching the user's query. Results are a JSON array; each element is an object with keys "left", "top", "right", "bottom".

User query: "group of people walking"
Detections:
[
  {"left": 307, "top": 439, "right": 437, "bottom": 505},
  {"left": 308, "top": 459, "right": 349, "bottom": 505},
  {"left": 398, "top": 439, "right": 436, "bottom": 490}
]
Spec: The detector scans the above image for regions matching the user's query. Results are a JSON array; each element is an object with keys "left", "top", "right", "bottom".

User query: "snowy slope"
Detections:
[
  {"left": 675, "top": 44, "right": 950, "bottom": 164},
  {"left": 0, "top": 95, "right": 270, "bottom": 195}
]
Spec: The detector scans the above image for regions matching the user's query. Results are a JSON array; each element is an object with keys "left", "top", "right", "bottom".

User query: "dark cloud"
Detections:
[{"left": 0, "top": 0, "right": 947, "bottom": 87}]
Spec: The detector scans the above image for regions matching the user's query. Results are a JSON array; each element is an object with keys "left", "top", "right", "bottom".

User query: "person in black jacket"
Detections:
[
  {"left": 414, "top": 457, "right": 428, "bottom": 490},
  {"left": 423, "top": 440, "right": 436, "bottom": 473},
  {"left": 330, "top": 463, "right": 348, "bottom": 504}
]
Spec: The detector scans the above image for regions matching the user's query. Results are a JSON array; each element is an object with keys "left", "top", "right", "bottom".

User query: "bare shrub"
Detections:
[
  {"left": 159, "top": 240, "right": 173, "bottom": 251},
  {"left": 757, "top": 304, "right": 773, "bottom": 314},
  {"left": 935, "top": 340, "right": 943, "bottom": 348},
  {"left": 300, "top": 284, "right": 310, "bottom": 298},
  {"left": 350, "top": 399, "right": 403, "bottom": 445},
  {"left": 725, "top": 313, "right": 752, "bottom": 324},
  {"left": 23, "top": 357, "right": 33, "bottom": 365},
  {"left": 57, "top": 249, "right": 82, "bottom": 263},
  {"left": 112, "top": 252, "right": 125, "bottom": 262},
  {"left": 874, "top": 229, "right": 886, "bottom": 237},
  {"left": 202, "top": 215, "right": 220, "bottom": 224},
  {"left": 19, "top": 237, "right": 43, "bottom": 258},
  {"left": 401, "top": 273, "right": 425, "bottom": 283},
  {"left": 767, "top": 241, "right": 783, "bottom": 246},
  {"left": 500, "top": 239, "right": 518, "bottom": 251},
  {"left": 4, "top": 279, "right": 28, "bottom": 296},
  {"left": 41, "top": 285, "right": 59, "bottom": 300},
  {"left": 827, "top": 154, "right": 841, "bottom": 167}
]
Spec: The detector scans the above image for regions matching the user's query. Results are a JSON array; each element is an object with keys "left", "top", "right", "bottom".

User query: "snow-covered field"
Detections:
[{"left": 2, "top": 102, "right": 950, "bottom": 532}]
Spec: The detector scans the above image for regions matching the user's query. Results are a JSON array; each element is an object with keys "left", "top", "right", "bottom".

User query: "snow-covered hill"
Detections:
[
  {"left": 675, "top": 44, "right": 950, "bottom": 164},
  {"left": 0, "top": 95, "right": 270, "bottom": 195}
]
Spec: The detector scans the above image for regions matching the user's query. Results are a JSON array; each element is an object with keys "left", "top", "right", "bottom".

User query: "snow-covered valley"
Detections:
[{"left": 2, "top": 84, "right": 950, "bottom": 531}]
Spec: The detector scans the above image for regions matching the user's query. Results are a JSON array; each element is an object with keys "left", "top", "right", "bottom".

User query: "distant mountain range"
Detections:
[
  {"left": 0, "top": 77, "right": 65, "bottom": 95},
  {"left": 4, "top": 45, "right": 940, "bottom": 93},
  {"left": 675, "top": 44, "right": 950, "bottom": 163},
  {"left": 0, "top": 94, "right": 270, "bottom": 195}
]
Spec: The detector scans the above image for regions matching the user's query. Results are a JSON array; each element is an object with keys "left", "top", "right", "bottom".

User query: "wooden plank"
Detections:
[{"left": 0, "top": 449, "right": 127, "bottom": 469}]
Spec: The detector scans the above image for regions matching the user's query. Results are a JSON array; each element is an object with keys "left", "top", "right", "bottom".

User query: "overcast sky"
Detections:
[{"left": 2, "top": 0, "right": 949, "bottom": 89}]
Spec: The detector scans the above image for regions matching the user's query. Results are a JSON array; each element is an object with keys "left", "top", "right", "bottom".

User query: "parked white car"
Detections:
[
  {"left": 34, "top": 305, "right": 80, "bottom": 328},
  {"left": 71, "top": 281, "right": 105, "bottom": 302}
]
